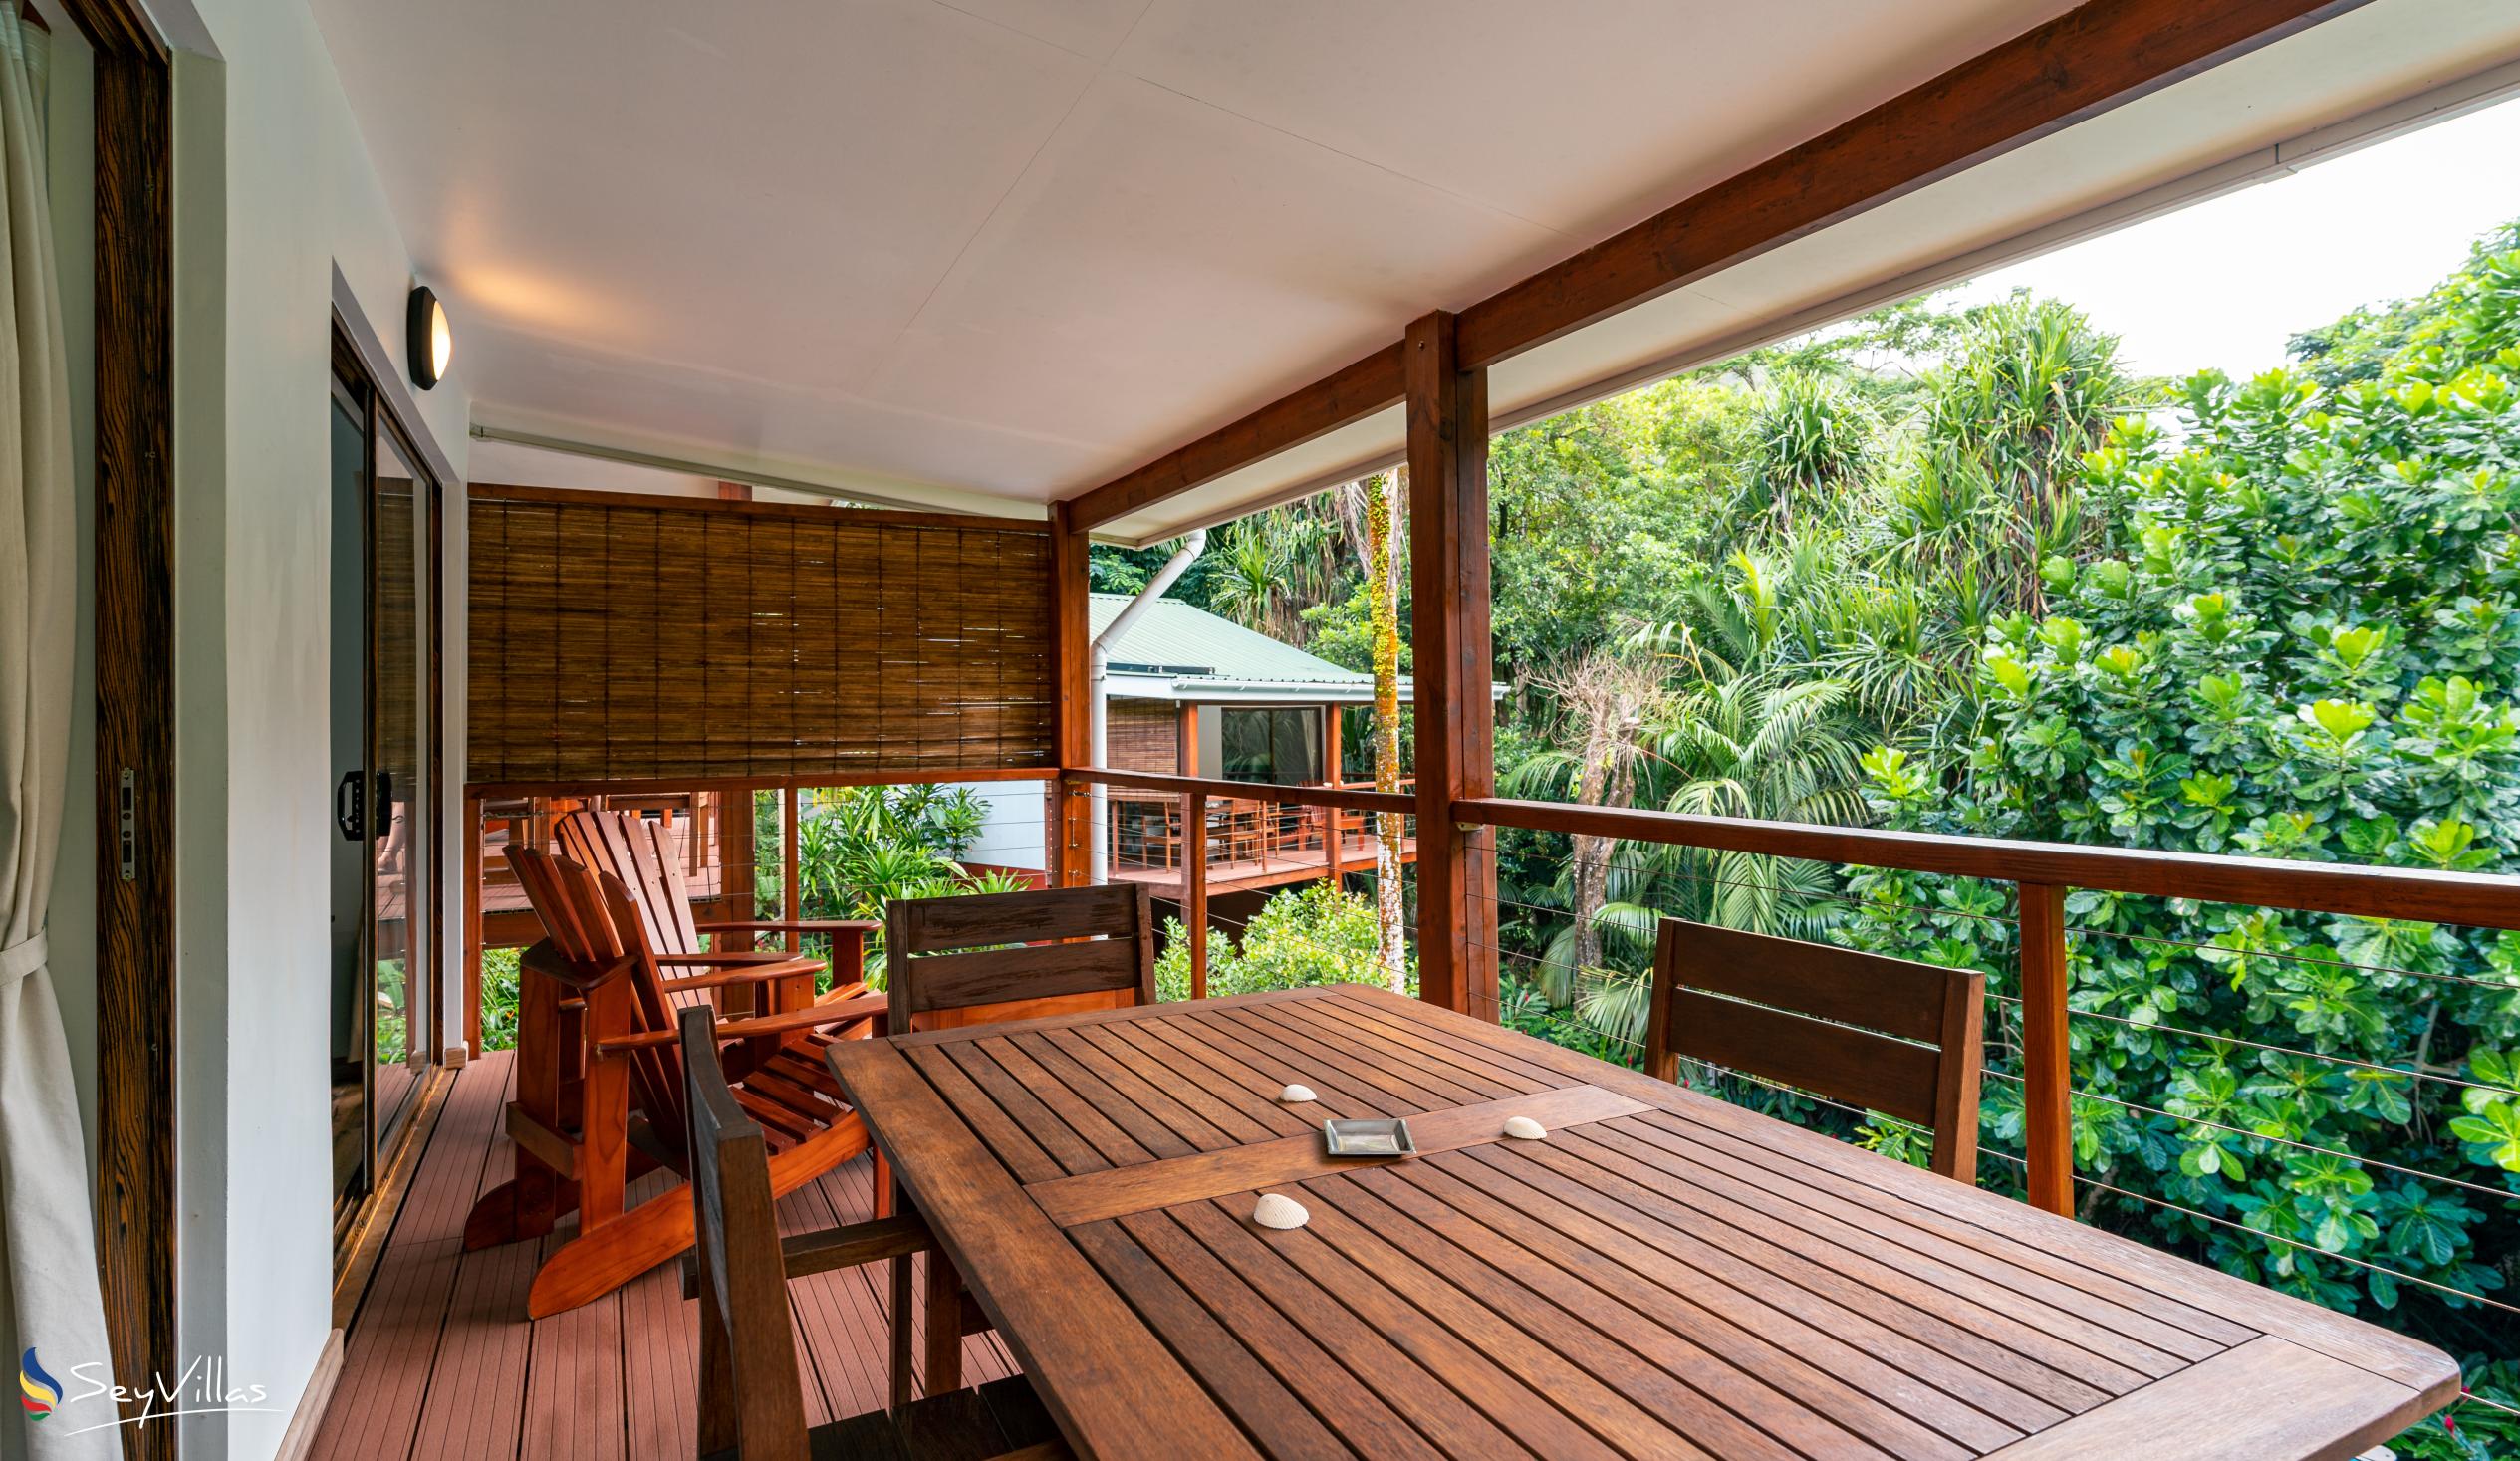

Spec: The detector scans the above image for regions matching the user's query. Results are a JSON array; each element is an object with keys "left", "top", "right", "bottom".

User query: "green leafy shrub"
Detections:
[
  {"left": 1155, "top": 881, "right": 1412, "bottom": 1002},
  {"left": 763, "top": 784, "right": 1016, "bottom": 984},
  {"left": 477, "top": 946, "right": 522, "bottom": 1053},
  {"left": 1488, "top": 223, "right": 2520, "bottom": 1446}
]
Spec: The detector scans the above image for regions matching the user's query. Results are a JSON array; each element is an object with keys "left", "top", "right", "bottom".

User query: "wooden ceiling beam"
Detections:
[
  {"left": 1062, "top": 342, "right": 1403, "bottom": 533},
  {"left": 1060, "top": 0, "right": 2368, "bottom": 533},
  {"left": 1455, "top": 0, "right": 2368, "bottom": 368}
]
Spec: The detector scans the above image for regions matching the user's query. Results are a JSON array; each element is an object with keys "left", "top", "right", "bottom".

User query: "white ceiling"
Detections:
[
  {"left": 312, "top": 0, "right": 2520, "bottom": 540},
  {"left": 1108, "top": 0, "right": 2520, "bottom": 543},
  {"left": 312, "top": 0, "right": 2088, "bottom": 500}
]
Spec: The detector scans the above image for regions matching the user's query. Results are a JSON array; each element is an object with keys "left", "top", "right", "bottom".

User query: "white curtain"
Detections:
[{"left": 0, "top": 0, "right": 118, "bottom": 1457}]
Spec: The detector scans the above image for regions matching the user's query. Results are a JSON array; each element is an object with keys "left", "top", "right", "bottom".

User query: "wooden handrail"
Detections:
[
  {"left": 1456, "top": 794, "right": 2520, "bottom": 1221},
  {"left": 1457, "top": 796, "right": 2520, "bottom": 931},
  {"left": 1069, "top": 767, "right": 1415, "bottom": 817}
]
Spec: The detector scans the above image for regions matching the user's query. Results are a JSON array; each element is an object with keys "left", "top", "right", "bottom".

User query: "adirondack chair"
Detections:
[
  {"left": 555, "top": 806, "right": 882, "bottom": 1025},
  {"left": 463, "top": 845, "right": 884, "bottom": 1318}
]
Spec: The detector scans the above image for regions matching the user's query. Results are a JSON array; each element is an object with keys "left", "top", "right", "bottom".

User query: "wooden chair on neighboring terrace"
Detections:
[
  {"left": 1644, "top": 917, "right": 1986, "bottom": 1181},
  {"left": 870, "top": 883, "right": 1154, "bottom": 1396},
  {"left": 681, "top": 1007, "right": 1068, "bottom": 1461},
  {"left": 463, "top": 846, "right": 885, "bottom": 1318}
]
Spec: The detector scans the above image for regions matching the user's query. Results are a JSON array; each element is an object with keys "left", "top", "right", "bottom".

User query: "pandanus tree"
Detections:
[{"left": 1914, "top": 296, "right": 2137, "bottom": 612}]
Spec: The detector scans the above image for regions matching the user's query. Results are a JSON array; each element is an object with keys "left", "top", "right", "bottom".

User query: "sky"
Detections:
[{"left": 1935, "top": 95, "right": 2520, "bottom": 379}]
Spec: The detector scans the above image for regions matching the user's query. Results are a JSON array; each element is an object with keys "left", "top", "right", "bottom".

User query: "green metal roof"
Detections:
[{"left": 1090, "top": 593, "right": 1382, "bottom": 702}]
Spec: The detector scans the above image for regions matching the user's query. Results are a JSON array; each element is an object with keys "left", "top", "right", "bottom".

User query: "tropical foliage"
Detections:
[
  {"left": 1490, "top": 222, "right": 2520, "bottom": 1457},
  {"left": 759, "top": 784, "right": 1028, "bottom": 982},
  {"left": 1115, "top": 219, "right": 2520, "bottom": 1453},
  {"left": 1154, "top": 881, "right": 1413, "bottom": 1004}
]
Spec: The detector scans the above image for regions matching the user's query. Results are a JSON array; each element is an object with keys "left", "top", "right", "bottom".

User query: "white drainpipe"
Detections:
[{"left": 1090, "top": 529, "right": 1206, "bottom": 884}]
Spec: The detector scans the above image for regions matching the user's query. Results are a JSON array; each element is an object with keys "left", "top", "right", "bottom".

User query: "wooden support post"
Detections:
[
  {"left": 1050, "top": 500, "right": 1095, "bottom": 886},
  {"left": 2019, "top": 881, "right": 2074, "bottom": 1217},
  {"left": 464, "top": 789, "right": 484, "bottom": 1050},
  {"left": 721, "top": 785, "right": 757, "bottom": 954},
  {"left": 1186, "top": 793, "right": 1208, "bottom": 1001},
  {"left": 782, "top": 786, "right": 802, "bottom": 955},
  {"left": 1179, "top": 702, "right": 1199, "bottom": 776},
  {"left": 1404, "top": 311, "right": 1500, "bottom": 1019}
]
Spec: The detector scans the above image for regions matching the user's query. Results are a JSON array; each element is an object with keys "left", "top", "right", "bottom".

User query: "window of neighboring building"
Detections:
[{"left": 1219, "top": 706, "right": 1322, "bottom": 785}]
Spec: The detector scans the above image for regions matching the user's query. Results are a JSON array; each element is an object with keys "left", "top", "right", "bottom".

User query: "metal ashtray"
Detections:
[{"left": 1323, "top": 1117, "right": 1417, "bottom": 1158}]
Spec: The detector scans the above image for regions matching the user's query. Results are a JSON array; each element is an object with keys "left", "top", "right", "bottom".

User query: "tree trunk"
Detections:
[
  {"left": 1364, "top": 471, "right": 1407, "bottom": 992},
  {"left": 1550, "top": 653, "right": 1658, "bottom": 994},
  {"left": 1568, "top": 711, "right": 1617, "bottom": 975}
]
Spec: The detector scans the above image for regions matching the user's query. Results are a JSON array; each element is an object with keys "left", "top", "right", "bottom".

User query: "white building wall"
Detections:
[
  {"left": 948, "top": 780, "right": 1051, "bottom": 875},
  {"left": 153, "top": 0, "right": 470, "bottom": 1453}
]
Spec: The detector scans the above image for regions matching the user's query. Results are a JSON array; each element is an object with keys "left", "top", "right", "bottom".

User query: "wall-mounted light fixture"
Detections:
[{"left": 406, "top": 285, "right": 452, "bottom": 390}]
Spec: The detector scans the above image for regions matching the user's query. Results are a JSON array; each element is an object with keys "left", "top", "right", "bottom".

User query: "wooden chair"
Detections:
[
  {"left": 879, "top": 883, "right": 1155, "bottom": 1395},
  {"left": 1644, "top": 918, "right": 1986, "bottom": 1181},
  {"left": 557, "top": 807, "right": 882, "bottom": 1021},
  {"left": 681, "top": 1007, "right": 1069, "bottom": 1461},
  {"left": 463, "top": 847, "right": 886, "bottom": 1317},
  {"left": 883, "top": 883, "right": 1155, "bottom": 1035}
]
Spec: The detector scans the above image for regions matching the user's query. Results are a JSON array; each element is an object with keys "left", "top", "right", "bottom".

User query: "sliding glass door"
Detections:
[{"left": 330, "top": 330, "right": 440, "bottom": 1227}]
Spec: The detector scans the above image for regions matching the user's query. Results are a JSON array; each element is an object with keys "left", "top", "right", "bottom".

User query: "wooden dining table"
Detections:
[{"left": 824, "top": 983, "right": 2459, "bottom": 1461}]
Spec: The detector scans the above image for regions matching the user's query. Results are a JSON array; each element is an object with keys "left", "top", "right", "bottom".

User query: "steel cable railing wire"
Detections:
[
  {"left": 2064, "top": 917, "right": 2520, "bottom": 996},
  {"left": 1468, "top": 836, "right": 2519, "bottom": 997},
  {"left": 1981, "top": 990, "right": 2520, "bottom": 1101},
  {"left": 1194, "top": 866, "right": 2518, "bottom": 1191},
  {"left": 2071, "top": 1170, "right": 2520, "bottom": 1319},
  {"left": 1475, "top": 886, "right": 2520, "bottom": 1097},
  {"left": 1474, "top": 901, "right": 2520, "bottom": 1226},
  {"left": 1975, "top": 1068, "right": 2520, "bottom": 1206},
  {"left": 1472, "top": 873, "right": 2018, "bottom": 934}
]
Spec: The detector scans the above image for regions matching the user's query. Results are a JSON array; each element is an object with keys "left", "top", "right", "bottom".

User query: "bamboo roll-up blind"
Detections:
[{"left": 467, "top": 485, "right": 1055, "bottom": 784}]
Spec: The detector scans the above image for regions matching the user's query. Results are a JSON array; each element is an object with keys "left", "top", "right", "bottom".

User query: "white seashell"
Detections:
[
  {"left": 1278, "top": 1084, "right": 1318, "bottom": 1103},
  {"left": 1502, "top": 1115, "right": 1548, "bottom": 1141},
  {"left": 1252, "top": 1192, "right": 1309, "bottom": 1230}
]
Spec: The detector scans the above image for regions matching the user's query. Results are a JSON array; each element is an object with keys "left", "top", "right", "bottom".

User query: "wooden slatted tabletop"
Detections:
[{"left": 826, "top": 984, "right": 2458, "bottom": 1461}]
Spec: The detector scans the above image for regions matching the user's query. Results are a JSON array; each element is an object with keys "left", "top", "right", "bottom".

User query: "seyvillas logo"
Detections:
[
  {"left": 13, "top": 1347, "right": 276, "bottom": 1434},
  {"left": 19, "top": 1347, "right": 60, "bottom": 1420}
]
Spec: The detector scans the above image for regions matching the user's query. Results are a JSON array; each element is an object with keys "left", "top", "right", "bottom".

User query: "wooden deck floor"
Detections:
[{"left": 310, "top": 1049, "right": 1016, "bottom": 1461}]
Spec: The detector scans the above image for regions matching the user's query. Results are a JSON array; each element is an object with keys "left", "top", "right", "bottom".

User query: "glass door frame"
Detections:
[{"left": 328, "top": 321, "right": 445, "bottom": 1244}]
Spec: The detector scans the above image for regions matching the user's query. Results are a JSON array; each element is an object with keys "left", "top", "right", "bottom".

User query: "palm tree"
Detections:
[
  {"left": 1568, "top": 672, "right": 1874, "bottom": 1047},
  {"left": 1917, "top": 296, "right": 2137, "bottom": 611},
  {"left": 1746, "top": 368, "right": 1878, "bottom": 535}
]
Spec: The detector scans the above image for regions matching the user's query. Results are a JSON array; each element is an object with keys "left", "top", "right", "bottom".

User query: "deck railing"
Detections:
[
  {"left": 1071, "top": 766, "right": 2520, "bottom": 1231},
  {"left": 1452, "top": 796, "right": 2520, "bottom": 1222},
  {"left": 1069, "top": 769, "right": 1419, "bottom": 999},
  {"left": 1105, "top": 777, "right": 1415, "bottom": 881}
]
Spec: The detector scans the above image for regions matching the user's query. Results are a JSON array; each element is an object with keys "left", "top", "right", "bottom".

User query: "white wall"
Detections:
[
  {"left": 161, "top": 0, "right": 470, "bottom": 1454},
  {"left": 948, "top": 780, "right": 1053, "bottom": 874}
]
